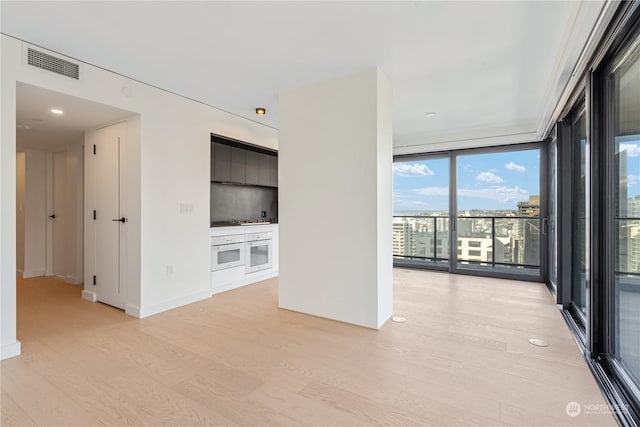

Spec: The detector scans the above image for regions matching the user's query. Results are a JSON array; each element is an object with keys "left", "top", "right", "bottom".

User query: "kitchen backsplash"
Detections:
[{"left": 210, "top": 183, "right": 278, "bottom": 223}]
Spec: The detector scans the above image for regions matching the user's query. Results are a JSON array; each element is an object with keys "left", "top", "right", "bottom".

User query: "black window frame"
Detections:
[
  {"left": 394, "top": 142, "right": 547, "bottom": 283},
  {"left": 594, "top": 7, "right": 640, "bottom": 421}
]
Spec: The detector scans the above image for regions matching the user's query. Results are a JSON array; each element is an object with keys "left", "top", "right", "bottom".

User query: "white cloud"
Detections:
[
  {"left": 505, "top": 161, "right": 526, "bottom": 173},
  {"left": 458, "top": 185, "right": 529, "bottom": 203},
  {"left": 393, "top": 163, "right": 434, "bottom": 177},
  {"left": 620, "top": 144, "right": 640, "bottom": 158},
  {"left": 414, "top": 186, "right": 449, "bottom": 196},
  {"left": 476, "top": 171, "right": 503, "bottom": 183},
  {"left": 406, "top": 185, "right": 531, "bottom": 208},
  {"left": 628, "top": 175, "right": 640, "bottom": 186},
  {"left": 394, "top": 190, "right": 437, "bottom": 211}
]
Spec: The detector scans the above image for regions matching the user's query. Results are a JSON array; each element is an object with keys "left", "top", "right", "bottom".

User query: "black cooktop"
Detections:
[{"left": 211, "top": 220, "right": 274, "bottom": 227}]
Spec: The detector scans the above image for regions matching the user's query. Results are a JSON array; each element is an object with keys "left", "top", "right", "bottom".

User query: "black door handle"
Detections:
[
  {"left": 48, "top": 214, "right": 56, "bottom": 219},
  {"left": 112, "top": 217, "right": 126, "bottom": 223}
]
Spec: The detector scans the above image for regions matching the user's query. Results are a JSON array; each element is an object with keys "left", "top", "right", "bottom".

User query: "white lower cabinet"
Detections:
[{"left": 210, "top": 224, "right": 278, "bottom": 295}]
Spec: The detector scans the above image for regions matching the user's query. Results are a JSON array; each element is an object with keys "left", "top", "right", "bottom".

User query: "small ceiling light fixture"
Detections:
[
  {"left": 425, "top": 111, "right": 437, "bottom": 117},
  {"left": 255, "top": 107, "right": 266, "bottom": 115},
  {"left": 50, "top": 108, "right": 64, "bottom": 115}
]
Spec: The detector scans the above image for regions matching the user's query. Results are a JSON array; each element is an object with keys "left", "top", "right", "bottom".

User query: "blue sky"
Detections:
[
  {"left": 618, "top": 136, "right": 640, "bottom": 200},
  {"left": 393, "top": 149, "right": 540, "bottom": 213}
]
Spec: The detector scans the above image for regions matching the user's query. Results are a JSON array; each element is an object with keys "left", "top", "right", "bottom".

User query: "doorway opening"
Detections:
[{"left": 15, "top": 82, "right": 135, "bottom": 317}]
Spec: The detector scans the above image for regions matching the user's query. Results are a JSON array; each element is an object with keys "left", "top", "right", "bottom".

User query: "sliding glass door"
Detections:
[
  {"left": 571, "top": 106, "right": 588, "bottom": 325},
  {"left": 548, "top": 137, "right": 558, "bottom": 290},
  {"left": 611, "top": 32, "right": 640, "bottom": 390},
  {"left": 454, "top": 148, "right": 542, "bottom": 277}
]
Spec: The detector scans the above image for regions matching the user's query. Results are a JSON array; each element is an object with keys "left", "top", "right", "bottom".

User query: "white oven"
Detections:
[
  {"left": 211, "top": 234, "right": 245, "bottom": 271},
  {"left": 245, "top": 231, "right": 272, "bottom": 273}
]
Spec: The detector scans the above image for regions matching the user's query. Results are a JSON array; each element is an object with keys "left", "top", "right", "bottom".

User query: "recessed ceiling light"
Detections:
[
  {"left": 255, "top": 107, "right": 266, "bottom": 115},
  {"left": 425, "top": 112, "right": 437, "bottom": 117},
  {"left": 50, "top": 108, "right": 64, "bottom": 115}
]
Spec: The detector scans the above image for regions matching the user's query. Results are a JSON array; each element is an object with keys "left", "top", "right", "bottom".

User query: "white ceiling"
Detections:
[
  {"left": 2, "top": 1, "right": 608, "bottom": 152},
  {"left": 16, "top": 82, "right": 134, "bottom": 152}
]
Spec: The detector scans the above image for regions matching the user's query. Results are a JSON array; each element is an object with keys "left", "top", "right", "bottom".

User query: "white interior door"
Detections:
[
  {"left": 94, "top": 122, "right": 126, "bottom": 309},
  {"left": 51, "top": 151, "right": 67, "bottom": 277}
]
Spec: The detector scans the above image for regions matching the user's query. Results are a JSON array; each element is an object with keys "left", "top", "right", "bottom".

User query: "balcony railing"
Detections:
[
  {"left": 393, "top": 215, "right": 541, "bottom": 270},
  {"left": 614, "top": 217, "right": 640, "bottom": 279},
  {"left": 393, "top": 215, "right": 449, "bottom": 264}
]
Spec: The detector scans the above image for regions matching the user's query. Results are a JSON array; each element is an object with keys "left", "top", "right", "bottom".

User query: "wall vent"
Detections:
[{"left": 27, "top": 48, "right": 79, "bottom": 80}]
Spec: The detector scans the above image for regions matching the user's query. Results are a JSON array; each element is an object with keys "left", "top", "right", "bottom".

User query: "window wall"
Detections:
[
  {"left": 554, "top": 5, "right": 640, "bottom": 423},
  {"left": 611, "top": 30, "right": 640, "bottom": 394},
  {"left": 393, "top": 145, "right": 544, "bottom": 281}
]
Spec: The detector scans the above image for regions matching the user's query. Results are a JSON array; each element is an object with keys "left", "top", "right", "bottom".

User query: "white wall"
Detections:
[
  {"left": 1, "top": 43, "right": 21, "bottom": 359},
  {"left": 22, "top": 150, "right": 46, "bottom": 278},
  {"left": 278, "top": 68, "right": 393, "bottom": 329},
  {"left": 15, "top": 152, "right": 25, "bottom": 275},
  {"left": 45, "top": 145, "right": 83, "bottom": 283},
  {"left": 65, "top": 144, "right": 84, "bottom": 284},
  {"left": 1, "top": 34, "right": 277, "bottom": 359},
  {"left": 16, "top": 147, "right": 81, "bottom": 282}
]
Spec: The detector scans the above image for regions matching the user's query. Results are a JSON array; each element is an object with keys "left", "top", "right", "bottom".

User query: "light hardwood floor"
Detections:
[{"left": 1, "top": 270, "right": 617, "bottom": 426}]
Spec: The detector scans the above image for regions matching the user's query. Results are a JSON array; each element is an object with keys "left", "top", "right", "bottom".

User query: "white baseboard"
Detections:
[
  {"left": 16, "top": 269, "right": 24, "bottom": 278},
  {"left": 1, "top": 341, "right": 21, "bottom": 360},
  {"left": 81, "top": 290, "right": 97, "bottom": 302},
  {"left": 211, "top": 271, "right": 278, "bottom": 296},
  {"left": 22, "top": 269, "right": 45, "bottom": 279},
  {"left": 65, "top": 275, "right": 83, "bottom": 285},
  {"left": 125, "top": 304, "right": 141, "bottom": 318},
  {"left": 134, "top": 290, "right": 212, "bottom": 319}
]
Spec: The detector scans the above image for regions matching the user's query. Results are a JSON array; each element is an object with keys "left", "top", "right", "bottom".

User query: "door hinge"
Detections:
[
  {"left": 93, "top": 275, "right": 96, "bottom": 286},
  {"left": 93, "top": 144, "right": 96, "bottom": 155},
  {"left": 93, "top": 210, "right": 97, "bottom": 220}
]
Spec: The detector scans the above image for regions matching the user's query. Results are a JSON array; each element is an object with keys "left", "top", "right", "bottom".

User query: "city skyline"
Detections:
[{"left": 394, "top": 149, "right": 541, "bottom": 213}]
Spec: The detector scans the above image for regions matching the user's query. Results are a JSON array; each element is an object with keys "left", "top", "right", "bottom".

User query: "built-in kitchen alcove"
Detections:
[
  {"left": 209, "top": 134, "right": 279, "bottom": 295},
  {"left": 210, "top": 134, "right": 278, "bottom": 225}
]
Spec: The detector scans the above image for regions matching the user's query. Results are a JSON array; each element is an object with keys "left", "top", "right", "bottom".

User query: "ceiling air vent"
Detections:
[{"left": 27, "top": 48, "right": 79, "bottom": 80}]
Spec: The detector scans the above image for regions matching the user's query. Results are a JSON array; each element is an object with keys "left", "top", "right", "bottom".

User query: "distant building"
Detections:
[
  {"left": 513, "top": 195, "right": 541, "bottom": 266},
  {"left": 393, "top": 219, "right": 415, "bottom": 257},
  {"left": 517, "top": 195, "right": 540, "bottom": 216},
  {"left": 626, "top": 195, "right": 640, "bottom": 273}
]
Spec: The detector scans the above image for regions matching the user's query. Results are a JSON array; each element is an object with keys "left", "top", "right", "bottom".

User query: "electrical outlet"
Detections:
[{"left": 261, "top": 210, "right": 267, "bottom": 218}]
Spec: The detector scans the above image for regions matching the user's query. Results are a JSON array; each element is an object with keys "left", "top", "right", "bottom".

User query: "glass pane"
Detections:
[
  {"left": 456, "top": 149, "right": 540, "bottom": 275},
  {"left": 218, "top": 248, "right": 240, "bottom": 264},
  {"left": 613, "top": 35, "right": 640, "bottom": 387},
  {"left": 250, "top": 245, "right": 269, "bottom": 267},
  {"left": 549, "top": 140, "right": 558, "bottom": 287},
  {"left": 572, "top": 111, "right": 588, "bottom": 318},
  {"left": 393, "top": 157, "right": 449, "bottom": 266}
]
